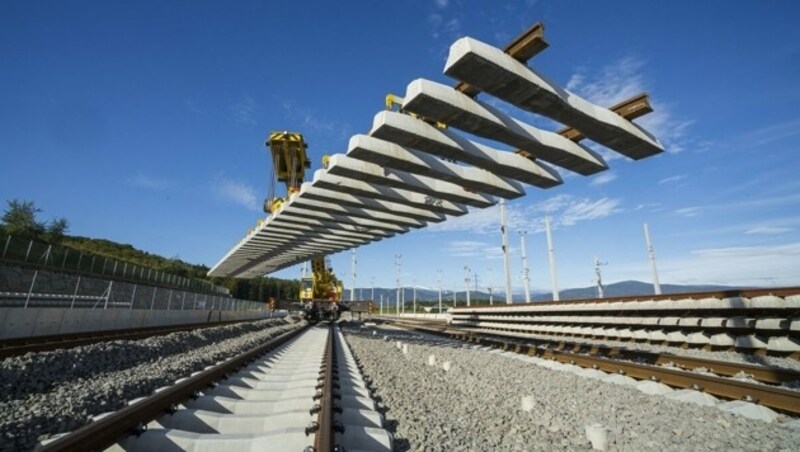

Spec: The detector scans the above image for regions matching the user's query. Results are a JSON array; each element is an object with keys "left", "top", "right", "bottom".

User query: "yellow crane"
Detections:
[{"left": 264, "top": 131, "right": 343, "bottom": 320}]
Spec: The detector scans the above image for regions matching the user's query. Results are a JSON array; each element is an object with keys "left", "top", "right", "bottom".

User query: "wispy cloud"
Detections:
[
  {"left": 281, "top": 100, "right": 351, "bottom": 141},
  {"left": 430, "top": 195, "right": 623, "bottom": 235},
  {"left": 736, "top": 118, "right": 800, "bottom": 147},
  {"left": 444, "top": 239, "right": 512, "bottom": 260},
  {"left": 589, "top": 171, "right": 617, "bottom": 186},
  {"left": 184, "top": 99, "right": 204, "bottom": 114},
  {"left": 231, "top": 95, "right": 257, "bottom": 125},
  {"left": 659, "top": 174, "right": 687, "bottom": 185},
  {"left": 213, "top": 176, "right": 259, "bottom": 211},
  {"left": 128, "top": 174, "right": 171, "bottom": 190},
  {"left": 606, "top": 242, "right": 800, "bottom": 287},
  {"left": 565, "top": 56, "right": 694, "bottom": 156},
  {"left": 529, "top": 194, "right": 622, "bottom": 229},
  {"left": 675, "top": 206, "right": 702, "bottom": 217},
  {"left": 428, "top": 204, "right": 525, "bottom": 234},
  {"left": 745, "top": 226, "right": 793, "bottom": 235},
  {"left": 434, "top": 0, "right": 448, "bottom": 7}
]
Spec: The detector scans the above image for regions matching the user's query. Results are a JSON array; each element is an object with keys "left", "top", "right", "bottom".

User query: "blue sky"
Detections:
[{"left": 2, "top": 1, "right": 799, "bottom": 292}]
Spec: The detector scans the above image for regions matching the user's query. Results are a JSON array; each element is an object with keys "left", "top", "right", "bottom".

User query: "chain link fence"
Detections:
[
  {"left": 0, "top": 265, "right": 263, "bottom": 311},
  {"left": 0, "top": 233, "right": 229, "bottom": 296}
]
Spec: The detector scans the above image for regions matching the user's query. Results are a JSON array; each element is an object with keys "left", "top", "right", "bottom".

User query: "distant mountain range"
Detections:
[{"left": 347, "top": 280, "right": 743, "bottom": 304}]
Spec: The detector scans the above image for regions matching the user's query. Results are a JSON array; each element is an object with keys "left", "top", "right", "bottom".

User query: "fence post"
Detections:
[
  {"left": 150, "top": 287, "right": 157, "bottom": 310},
  {"left": 167, "top": 289, "right": 173, "bottom": 310},
  {"left": 90, "top": 255, "right": 96, "bottom": 273},
  {"left": 24, "top": 240, "right": 33, "bottom": 261},
  {"left": 61, "top": 249, "right": 68, "bottom": 269},
  {"left": 1, "top": 235, "right": 10, "bottom": 259},
  {"left": 102, "top": 257, "right": 108, "bottom": 275},
  {"left": 180, "top": 292, "right": 186, "bottom": 310},
  {"left": 123, "top": 262, "right": 128, "bottom": 279},
  {"left": 112, "top": 260, "right": 118, "bottom": 277},
  {"left": 24, "top": 270, "right": 38, "bottom": 309},
  {"left": 70, "top": 276, "right": 81, "bottom": 309},
  {"left": 130, "top": 284, "right": 137, "bottom": 310},
  {"left": 77, "top": 253, "right": 83, "bottom": 270},
  {"left": 103, "top": 281, "right": 113, "bottom": 309}
]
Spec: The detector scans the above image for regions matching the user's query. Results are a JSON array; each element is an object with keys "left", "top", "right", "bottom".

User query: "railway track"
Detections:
[
  {"left": 449, "top": 287, "right": 800, "bottom": 357},
  {"left": 37, "top": 322, "right": 391, "bottom": 452},
  {"left": 386, "top": 318, "right": 800, "bottom": 416},
  {"left": 0, "top": 318, "right": 270, "bottom": 359}
]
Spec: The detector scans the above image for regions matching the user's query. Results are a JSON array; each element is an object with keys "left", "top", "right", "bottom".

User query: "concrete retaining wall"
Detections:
[{"left": 0, "top": 307, "right": 278, "bottom": 340}]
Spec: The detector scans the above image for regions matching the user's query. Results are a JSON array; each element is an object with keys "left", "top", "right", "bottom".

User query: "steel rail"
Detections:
[
  {"left": 0, "top": 318, "right": 267, "bottom": 359},
  {"left": 390, "top": 321, "right": 800, "bottom": 416},
  {"left": 38, "top": 324, "right": 309, "bottom": 452}
]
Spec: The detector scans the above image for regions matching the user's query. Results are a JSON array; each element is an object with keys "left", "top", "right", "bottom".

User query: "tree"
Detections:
[
  {"left": 44, "top": 217, "right": 69, "bottom": 244},
  {"left": 1, "top": 199, "right": 46, "bottom": 239}
]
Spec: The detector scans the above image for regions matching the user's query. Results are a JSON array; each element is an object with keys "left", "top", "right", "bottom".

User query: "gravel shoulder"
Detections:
[
  {"left": 0, "top": 318, "right": 301, "bottom": 452},
  {"left": 343, "top": 323, "right": 800, "bottom": 451}
]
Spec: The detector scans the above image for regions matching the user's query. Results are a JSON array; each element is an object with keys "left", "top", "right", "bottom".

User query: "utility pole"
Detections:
[
  {"left": 371, "top": 277, "right": 375, "bottom": 302},
  {"left": 453, "top": 289, "right": 456, "bottom": 308},
  {"left": 488, "top": 267, "right": 493, "bottom": 305},
  {"left": 464, "top": 265, "right": 471, "bottom": 306},
  {"left": 380, "top": 294, "right": 383, "bottom": 315},
  {"left": 395, "top": 254, "right": 401, "bottom": 315},
  {"left": 350, "top": 249, "right": 357, "bottom": 302},
  {"left": 437, "top": 268, "right": 443, "bottom": 315},
  {"left": 643, "top": 223, "right": 662, "bottom": 295},
  {"left": 500, "top": 199, "right": 513, "bottom": 304},
  {"left": 594, "top": 256, "right": 607, "bottom": 298},
  {"left": 545, "top": 216, "right": 559, "bottom": 301},
  {"left": 413, "top": 279, "right": 417, "bottom": 315},
  {"left": 519, "top": 230, "right": 531, "bottom": 304}
]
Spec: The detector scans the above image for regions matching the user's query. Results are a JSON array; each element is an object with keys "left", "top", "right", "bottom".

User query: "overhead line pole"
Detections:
[
  {"left": 545, "top": 216, "right": 559, "bottom": 301},
  {"left": 644, "top": 223, "right": 662, "bottom": 295}
]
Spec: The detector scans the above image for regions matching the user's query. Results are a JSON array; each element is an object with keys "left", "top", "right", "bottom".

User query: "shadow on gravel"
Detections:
[{"left": 383, "top": 419, "right": 411, "bottom": 452}]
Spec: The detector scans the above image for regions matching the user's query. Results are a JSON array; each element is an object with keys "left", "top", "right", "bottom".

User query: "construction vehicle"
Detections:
[
  {"left": 299, "top": 256, "right": 345, "bottom": 322},
  {"left": 264, "top": 131, "right": 311, "bottom": 214},
  {"left": 264, "top": 131, "right": 345, "bottom": 322}
]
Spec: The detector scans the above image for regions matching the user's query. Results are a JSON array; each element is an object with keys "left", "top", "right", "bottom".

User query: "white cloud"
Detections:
[
  {"left": 745, "top": 226, "right": 793, "bottom": 235},
  {"left": 590, "top": 171, "right": 617, "bottom": 186},
  {"left": 675, "top": 206, "right": 701, "bottom": 217},
  {"left": 128, "top": 174, "right": 171, "bottom": 190},
  {"left": 434, "top": 0, "right": 448, "bottom": 7},
  {"left": 429, "top": 195, "right": 623, "bottom": 235},
  {"left": 231, "top": 95, "right": 257, "bottom": 125},
  {"left": 659, "top": 174, "right": 687, "bottom": 185},
  {"left": 213, "top": 177, "right": 259, "bottom": 211}
]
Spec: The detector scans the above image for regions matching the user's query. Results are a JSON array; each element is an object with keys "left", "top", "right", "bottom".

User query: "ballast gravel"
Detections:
[
  {"left": 0, "top": 318, "right": 301, "bottom": 452},
  {"left": 343, "top": 324, "right": 800, "bottom": 451}
]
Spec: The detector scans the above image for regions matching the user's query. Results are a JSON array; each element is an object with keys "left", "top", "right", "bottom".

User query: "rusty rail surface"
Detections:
[
  {"left": 0, "top": 317, "right": 268, "bottom": 359},
  {"left": 452, "top": 286, "right": 800, "bottom": 311},
  {"left": 390, "top": 320, "right": 800, "bottom": 415},
  {"left": 37, "top": 324, "right": 309, "bottom": 452}
]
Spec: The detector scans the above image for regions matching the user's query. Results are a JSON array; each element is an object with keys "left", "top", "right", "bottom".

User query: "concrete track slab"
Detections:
[
  {"left": 287, "top": 196, "right": 426, "bottom": 228},
  {"left": 278, "top": 205, "right": 408, "bottom": 233},
  {"left": 300, "top": 183, "right": 446, "bottom": 222},
  {"left": 370, "top": 111, "right": 561, "bottom": 188},
  {"left": 312, "top": 171, "right": 468, "bottom": 216},
  {"left": 402, "top": 78, "right": 607, "bottom": 175},
  {"left": 347, "top": 134, "right": 525, "bottom": 199},
  {"left": 444, "top": 37, "right": 664, "bottom": 160},
  {"left": 267, "top": 215, "right": 396, "bottom": 238},
  {"left": 326, "top": 154, "right": 496, "bottom": 208}
]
